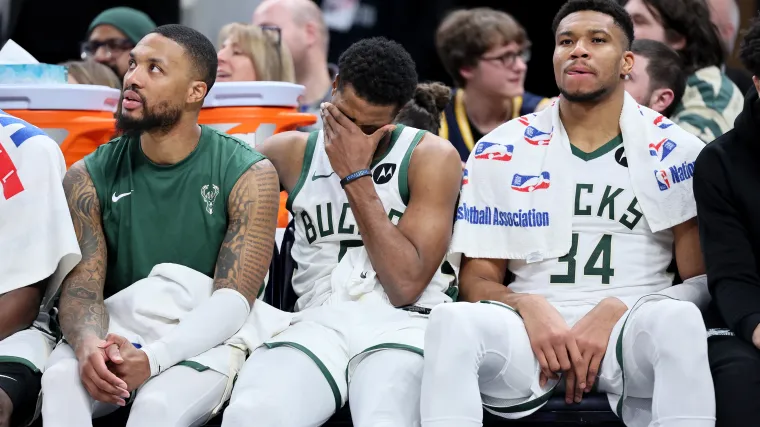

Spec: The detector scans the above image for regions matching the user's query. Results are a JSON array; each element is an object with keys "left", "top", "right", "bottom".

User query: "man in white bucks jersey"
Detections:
[
  {"left": 0, "top": 110, "right": 80, "bottom": 426},
  {"left": 420, "top": 1, "right": 715, "bottom": 427},
  {"left": 222, "top": 38, "right": 462, "bottom": 427}
]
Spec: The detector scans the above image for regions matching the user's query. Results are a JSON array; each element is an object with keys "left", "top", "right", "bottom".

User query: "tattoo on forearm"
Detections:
[
  {"left": 58, "top": 162, "right": 109, "bottom": 348},
  {"left": 214, "top": 160, "right": 280, "bottom": 302}
]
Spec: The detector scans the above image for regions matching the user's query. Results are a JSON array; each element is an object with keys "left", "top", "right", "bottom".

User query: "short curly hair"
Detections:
[
  {"left": 151, "top": 24, "right": 218, "bottom": 96},
  {"left": 740, "top": 16, "right": 760, "bottom": 77},
  {"left": 552, "top": 0, "right": 634, "bottom": 49},
  {"left": 436, "top": 8, "right": 527, "bottom": 88},
  {"left": 337, "top": 37, "right": 418, "bottom": 110}
]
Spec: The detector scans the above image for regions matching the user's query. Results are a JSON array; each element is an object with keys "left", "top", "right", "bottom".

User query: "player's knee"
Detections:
[
  {"left": 41, "top": 358, "right": 79, "bottom": 392},
  {"left": 428, "top": 303, "right": 482, "bottom": 345},
  {"left": 355, "top": 418, "right": 413, "bottom": 427},
  {"left": 223, "top": 391, "right": 284, "bottom": 427},
  {"left": 129, "top": 391, "right": 179, "bottom": 426},
  {"left": 650, "top": 300, "right": 706, "bottom": 348}
]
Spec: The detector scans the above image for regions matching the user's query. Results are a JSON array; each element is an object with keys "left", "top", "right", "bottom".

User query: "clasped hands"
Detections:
[
  {"left": 520, "top": 295, "right": 628, "bottom": 404},
  {"left": 75, "top": 333, "right": 151, "bottom": 406}
]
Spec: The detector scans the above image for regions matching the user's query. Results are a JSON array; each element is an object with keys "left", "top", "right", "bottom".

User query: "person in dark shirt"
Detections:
[
  {"left": 435, "top": 8, "right": 552, "bottom": 163},
  {"left": 694, "top": 17, "right": 760, "bottom": 427}
]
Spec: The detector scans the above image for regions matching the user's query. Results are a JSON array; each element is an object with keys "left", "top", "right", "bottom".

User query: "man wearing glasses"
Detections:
[
  {"left": 81, "top": 7, "right": 156, "bottom": 80},
  {"left": 436, "top": 8, "right": 552, "bottom": 163}
]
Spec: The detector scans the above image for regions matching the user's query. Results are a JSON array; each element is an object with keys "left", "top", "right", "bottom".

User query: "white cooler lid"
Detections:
[
  {"left": 0, "top": 84, "right": 120, "bottom": 112},
  {"left": 203, "top": 81, "right": 305, "bottom": 108}
]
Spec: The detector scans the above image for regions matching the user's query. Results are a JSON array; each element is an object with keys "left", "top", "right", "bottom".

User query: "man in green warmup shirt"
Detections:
[{"left": 40, "top": 24, "right": 280, "bottom": 427}]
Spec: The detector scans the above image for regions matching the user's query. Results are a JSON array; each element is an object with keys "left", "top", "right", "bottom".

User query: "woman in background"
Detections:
[
  {"left": 216, "top": 23, "right": 296, "bottom": 229},
  {"left": 216, "top": 23, "right": 295, "bottom": 83},
  {"left": 61, "top": 60, "right": 121, "bottom": 89}
]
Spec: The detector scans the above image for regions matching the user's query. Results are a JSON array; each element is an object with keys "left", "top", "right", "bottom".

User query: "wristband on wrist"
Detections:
[{"left": 340, "top": 169, "right": 371, "bottom": 188}]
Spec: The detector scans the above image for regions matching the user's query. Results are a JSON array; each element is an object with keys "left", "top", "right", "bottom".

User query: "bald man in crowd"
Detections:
[
  {"left": 253, "top": 0, "right": 336, "bottom": 130},
  {"left": 707, "top": 0, "right": 753, "bottom": 94}
]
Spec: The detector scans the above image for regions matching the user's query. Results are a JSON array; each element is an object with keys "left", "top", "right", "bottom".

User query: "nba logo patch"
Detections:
[
  {"left": 473, "top": 141, "right": 514, "bottom": 161},
  {"left": 0, "top": 141, "right": 24, "bottom": 200},
  {"left": 462, "top": 168, "right": 469, "bottom": 186},
  {"left": 654, "top": 169, "right": 671, "bottom": 191},
  {"left": 649, "top": 138, "right": 677, "bottom": 161},
  {"left": 653, "top": 115, "right": 673, "bottom": 129},
  {"left": 524, "top": 126, "right": 552, "bottom": 145},
  {"left": 511, "top": 172, "right": 551, "bottom": 192}
]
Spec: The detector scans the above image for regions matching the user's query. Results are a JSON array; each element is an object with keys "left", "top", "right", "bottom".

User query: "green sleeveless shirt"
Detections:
[{"left": 85, "top": 125, "right": 264, "bottom": 298}]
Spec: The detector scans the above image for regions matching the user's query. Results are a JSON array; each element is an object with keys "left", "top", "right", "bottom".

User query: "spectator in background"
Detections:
[
  {"left": 216, "top": 23, "right": 297, "bottom": 230},
  {"left": 61, "top": 60, "right": 121, "bottom": 89},
  {"left": 435, "top": 8, "right": 551, "bottom": 163},
  {"left": 695, "top": 17, "right": 760, "bottom": 427},
  {"left": 216, "top": 23, "right": 295, "bottom": 83},
  {"left": 395, "top": 82, "right": 451, "bottom": 135},
  {"left": 81, "top": 7, "right": 156, "bottom": 80},
  {"left": 622, "top": 0, "right": 743, "bottom": 143},
  {"left": 706, "top": 0, "right": 754, "bottom": 94},
  {"left": 625, "top": 39, "right": 686, "bottom": 117},
  {"left": 253, "top": 0, "right": 336, "bottom": 131}
]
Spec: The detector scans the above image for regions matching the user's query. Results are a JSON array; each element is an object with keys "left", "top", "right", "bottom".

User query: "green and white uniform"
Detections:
[
  {"left": 287, "top": 124, "right": 453, "bottom": 311},
  {"left": 423, "top": 108, "right": 713, "bottom": 427},
  {"left": 261, "top": 124, "right": 454, "bottom": 409}
]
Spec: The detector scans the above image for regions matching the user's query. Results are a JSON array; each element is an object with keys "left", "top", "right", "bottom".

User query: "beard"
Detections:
[
  {"left": 558, "top": 86, "right": 611, "bottom": 103},
  {"left": 116, "top": 94, "right": 183, "bottom": 135}
]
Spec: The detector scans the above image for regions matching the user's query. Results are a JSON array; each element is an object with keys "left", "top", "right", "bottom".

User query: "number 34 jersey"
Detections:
[
  {"left": 508, "top": 136, "right": 675, "bottom": 305},
  {"left": 288, "top": 125, "right": 452, "bottom": 310}
]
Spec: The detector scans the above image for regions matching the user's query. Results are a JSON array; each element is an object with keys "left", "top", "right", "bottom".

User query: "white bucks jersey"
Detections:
[
  {"left": 509, "top": 136, "right": 674, "bottom": 304},
  {"left": 288, "top": 125, "right": 454, "bottom": 309}
]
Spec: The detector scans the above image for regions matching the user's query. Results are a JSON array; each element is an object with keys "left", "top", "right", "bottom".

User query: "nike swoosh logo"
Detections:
[
  {"left": 312, "top": 172, "right": 335, "bottom": 181},
  {"left": 112, "top": 191, "right": 133, "bottom": 203},
  {"left": 0, "top": 374, "right": 17, "bottom": 382}
]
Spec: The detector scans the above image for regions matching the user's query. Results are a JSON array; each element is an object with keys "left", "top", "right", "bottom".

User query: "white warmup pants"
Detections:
[
  {"left": 40, "top": 344, "right": 230, "bottom": 427},
  {"left": 222, "top": 345, "right": 424, "bottom": 427},
  {"left": 420, "top": 300, "right": 715, "bottom": 427}
]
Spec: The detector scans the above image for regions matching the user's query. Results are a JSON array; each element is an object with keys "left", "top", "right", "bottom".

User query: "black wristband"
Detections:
[{"left": 340, "top": 169, "right": 371, "bottom": 188}]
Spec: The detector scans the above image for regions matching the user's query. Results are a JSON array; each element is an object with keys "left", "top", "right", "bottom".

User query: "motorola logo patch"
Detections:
[
  {"left": 615, "top": 147, "right": 628, "bottom": 167},
  {"left": 373, "top": 163, "right": 397, "bottom": 184}
]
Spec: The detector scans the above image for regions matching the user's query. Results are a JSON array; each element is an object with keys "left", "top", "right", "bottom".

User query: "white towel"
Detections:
[
  {"left": 450, "top": 92, "right": 704, "bottom": 263},
  {"left": 294, "top": 246, "right": 453, "bottom": 311},
  {"left": 105, "top": 263, "right": 293, "bottom": 373},
  {"left": 0, "top": 111, "right": 81, "bottom": 307}
]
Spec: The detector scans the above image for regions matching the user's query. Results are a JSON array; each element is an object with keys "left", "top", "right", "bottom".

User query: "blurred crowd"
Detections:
[{"left": 58, "top": 0, "right": 752, "bottom": 148}]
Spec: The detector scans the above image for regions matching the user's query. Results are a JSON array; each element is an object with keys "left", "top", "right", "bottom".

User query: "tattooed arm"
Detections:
[
  {"left": 59, "top": 160, "right": 129, "bottom": 405},
  {"left": 138, "top": 160, "right": 280, "bottom": 378},
  {"left": 59, "top": 160, "right": 108, "bottom": 348},
  {"left": 213, "top": 159, "right": 280, "bottom": 303}
]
